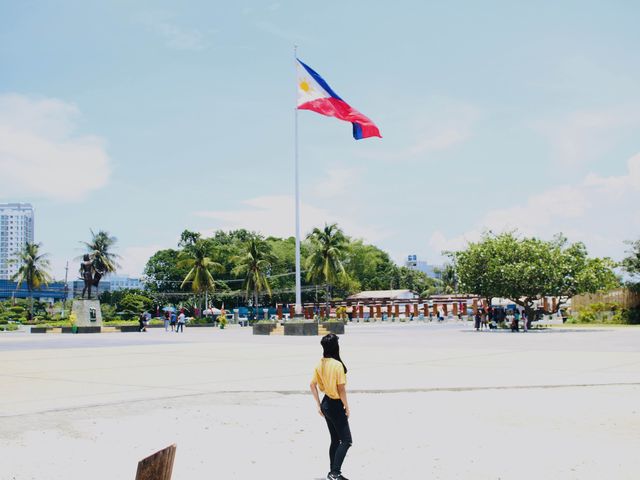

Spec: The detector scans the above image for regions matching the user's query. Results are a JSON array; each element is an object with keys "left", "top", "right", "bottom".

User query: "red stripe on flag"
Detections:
[{"left": 298, "top": 98, "right": 381, "bottom": 139}]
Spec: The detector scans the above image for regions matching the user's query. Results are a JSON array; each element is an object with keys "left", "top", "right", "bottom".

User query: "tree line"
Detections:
[
  {"left": 143, "top": 225, "right": 447, "bottom": 309},
  {"left": 8, "top": 227, "right": 640, "bottom": 318}
]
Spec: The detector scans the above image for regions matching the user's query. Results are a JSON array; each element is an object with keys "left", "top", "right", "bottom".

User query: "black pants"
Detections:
[
  {"left": 176, "top": 323, "right": 184, "bottom": 332},
  {"left": 321, "top": 395, "right": 352, "bottom": 475}
]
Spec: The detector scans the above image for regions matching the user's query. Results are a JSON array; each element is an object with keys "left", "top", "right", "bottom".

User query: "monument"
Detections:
[
  {"left": 71, "top": 299, "right": 103, "bottom": 328},
  {"left": 71, "top": 253, "right": 104, "bottom": 331}
]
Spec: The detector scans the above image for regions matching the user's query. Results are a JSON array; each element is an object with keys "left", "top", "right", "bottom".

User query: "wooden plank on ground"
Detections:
[{"left": 135, "top": 444, "right": 177, "bottom": 480}]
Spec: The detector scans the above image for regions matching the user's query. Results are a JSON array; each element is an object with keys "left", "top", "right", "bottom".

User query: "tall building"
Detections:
[
  {"left": 405, "top": 254, "right": 442, "bottom": 279},
  {"left": 70, "top": 276, "right": 142, "bottom": 298},
  {"left": 0, "top": 203, "right": 35, "bottom": 280}
]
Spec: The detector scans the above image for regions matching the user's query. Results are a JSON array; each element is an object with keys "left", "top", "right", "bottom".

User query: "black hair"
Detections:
[{"left": 321, "top": 333, "right": 347, "bottom": 374}]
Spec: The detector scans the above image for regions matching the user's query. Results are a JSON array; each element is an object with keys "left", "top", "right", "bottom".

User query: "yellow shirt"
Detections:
[{"left": 312, "top": 358, "right": 346, "bottom": 400}]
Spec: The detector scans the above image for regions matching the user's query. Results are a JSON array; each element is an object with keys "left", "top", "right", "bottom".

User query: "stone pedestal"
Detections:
[{"left": 72, "top": 300, "right": 103, "bottom": 327}]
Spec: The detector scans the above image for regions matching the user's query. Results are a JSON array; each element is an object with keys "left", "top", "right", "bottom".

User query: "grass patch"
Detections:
[{"left": 0, "top": 323, "right": 19, "bottom": 332}]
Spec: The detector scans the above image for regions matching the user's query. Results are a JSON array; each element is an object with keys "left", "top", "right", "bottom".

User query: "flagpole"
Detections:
[{"left": 294, "top": 44, "right": 302, "bottom": 317}]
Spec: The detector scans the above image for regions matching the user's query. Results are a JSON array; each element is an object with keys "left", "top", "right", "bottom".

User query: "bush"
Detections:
[
  {"left": 104, "top": 318, "right": 137, "bottom": 325},
  {"left": 569, "top": 304, "right": 640, "bottom": 325},
  {"left": 190, "top": 317, "right": 214, "bottom": 325},
  {"left": 101, "top": 303, "right": 118, "bottom": 319},
  {"left": 0, "top": 324, "right": 19, "bottom": 332},
  {"left": 119, "top": 293, "right": 152, "bottom": 319},
  {"left": 617, "top": 308, "right": 640, "bottom": 325}
]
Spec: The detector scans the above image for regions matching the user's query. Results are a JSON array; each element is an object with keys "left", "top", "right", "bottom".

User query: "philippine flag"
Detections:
[{"left": 296, "top": 58, "right": 381, "bottom": 140}]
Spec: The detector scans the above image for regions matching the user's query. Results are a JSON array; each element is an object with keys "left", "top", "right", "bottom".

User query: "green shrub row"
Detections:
[
  {"left": 0, "top": 324, "right": 19, "bottom": 332},
  {"left": 568, "top": 303, "right": 640, "bottom": 325}
]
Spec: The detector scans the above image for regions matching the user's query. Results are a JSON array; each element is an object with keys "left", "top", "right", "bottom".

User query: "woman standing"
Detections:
[
  {"left": 176, "top": 308, "right": 186, "bottom": 333},
  {"left": 514, "top": 309, "right": 522, "bottom": 331},
  {"left": 163, "top": 310, "right": 170, "bottom": 332},
  {"left": 310, "top": 334, "right": 352, "bottom": 480}
]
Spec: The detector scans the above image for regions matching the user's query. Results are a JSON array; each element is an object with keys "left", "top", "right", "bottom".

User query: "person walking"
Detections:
[
  {"left": 508, "top": 310, "right": 518, "bottom": 332},
  {"left": 515, "top": 309, "right": 523, "bottom": 332},
  {"left": 176, "top": 309, "right": 186, "bottom": 333},
  {"left": 170, "top": 311, "right": 177, "bottom": 332},
  {"left": 138, "top": 312, "right": 147, "bottom": 332},
  {"left": 310, "top": 334, "right": 352, "bottom": 480},
  {"left": 163, "top": 310, "right": 170, "bottom": 332}
]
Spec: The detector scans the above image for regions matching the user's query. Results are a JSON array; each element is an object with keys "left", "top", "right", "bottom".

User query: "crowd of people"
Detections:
[
  {"left": 473, "top": 306, "right": 531, "bottom": 332},
  {"left": 138, "top": 308, "right": 187, "bottom": 332}
]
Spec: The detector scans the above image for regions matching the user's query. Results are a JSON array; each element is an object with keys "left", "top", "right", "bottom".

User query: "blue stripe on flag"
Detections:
[
  {"left": 352, "top": 123, "right": 363, "bottom": 140},
  {"left": 297, "top": 58, "right": 343, "bottom": 101}
]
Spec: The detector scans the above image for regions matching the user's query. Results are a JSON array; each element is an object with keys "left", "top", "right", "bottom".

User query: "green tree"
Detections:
[
  {"left": 207, "top": 229, "right": 253, "bottom": 277},
  {"left": 81, "top": 230, "right": 120, "bottom": 291},
  {"left": 263, "top": 236, "right": 316, "bottom": 304},
  {"left": 178, "top": 229, "right": 201, "bottom": 248},
  {"left": 99, "top": 288, "right": 151, "bottom": 310},
  {"left": 10, "top": 242, "right": 53, "bottom": 317},
  {"left": 143, "top": 249, "right": 190, "bottom": 304},
  {"left": 232, "top": 235, "right": 276, "bottom": 309},
  {"left": 119, "top": 292, "right": 153, "bottom": 319},
  {"left": 265, "top": 236, "right": 297, "bottom": 303},
  {"left": 395, "top": 266, "right": 437, "bottom": 297},
  {"left": 622, "top": 239, "right": 640, "bottom": 290},
  {"left": 451, "top": 232, "right": 619, "bottom": 321},
  {"left": 306, "top": 223, "right": 350, "bottom": 311},
  {"left": 434, "top": 263, "right": 458, "bottom": 293},
  {"left": 178, "top": 239, "right": 223, "bottom": 310},
  {"left": 343, "top": 241, "right": 397, "bottom": 292}
]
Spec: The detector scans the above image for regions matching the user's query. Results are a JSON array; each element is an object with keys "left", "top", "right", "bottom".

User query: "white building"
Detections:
[
  {"left": 0, "top": 203, "right": 35, "bottom": 280},
  {"left": 346, "top": 289, "right": 418, "bottom": 302},
  {"left": 405, "top": 254, "right": 441, "bottom": 279},
  {"left": 103, "top": 275, "right": 142, "bottom": 291}
]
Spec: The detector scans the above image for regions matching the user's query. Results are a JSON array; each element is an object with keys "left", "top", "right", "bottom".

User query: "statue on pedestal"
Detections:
[
  {"left": 80, "top": 254, "right": 94, "bottom": 299},
  {"left": 78, "top": 230, "right": 120, "bottom": 299}
]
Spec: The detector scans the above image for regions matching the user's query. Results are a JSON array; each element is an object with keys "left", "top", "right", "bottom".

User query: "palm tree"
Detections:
[
  {"left": 10, "top": 242, "right": 52, "bottom": 317},
  {"left": 305, "top": 223, "right": 349, "bottom": 314},
  {"left": 436, "top": 263, "right": 458, "bottom": 293},
  {"left": 232, "top": 236, "right": 276, "bottom": 312},
  {"left": 81, "top": 230, "right": 120, "bottom": 293},
  {"left": 178, "top": 239, "right": 222, "bottom": 311}
]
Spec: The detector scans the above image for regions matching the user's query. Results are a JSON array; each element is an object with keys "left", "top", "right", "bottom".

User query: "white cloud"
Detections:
[
  {"left": 254, "top": 20, "right": 308, "bottom": 43},
  {"left": 537, "top": 107, "right": 640, "bottom": 166},
  {"left": 139, "top": 12, "right": 208, "bottom": 51},
  {"left": 312, "top": 166, "right": 363, "bottom": 198},
  {"left": 0, "top": 94, "right": 111, "bottom": 201},
  {"left": 194, "top": 195, "right": 387, "bottom": 242},
  {"left": 119, "top": 244, "right": 165, "bottom": 277},
  {"left": 361, "top": 100, "right": 479, "bottom": 161},
  {"left": 428, "top": 153, "right": 640, "bottom": 262}
]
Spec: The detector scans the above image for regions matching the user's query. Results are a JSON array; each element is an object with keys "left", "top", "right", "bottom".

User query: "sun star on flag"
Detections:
[{"left": 299, "top": 79, "right": 312, "bottom": 93}]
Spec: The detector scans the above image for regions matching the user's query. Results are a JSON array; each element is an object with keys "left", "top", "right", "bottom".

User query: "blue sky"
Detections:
[{"left": 1, "top": 0, "right": 639, "bottom": 279}]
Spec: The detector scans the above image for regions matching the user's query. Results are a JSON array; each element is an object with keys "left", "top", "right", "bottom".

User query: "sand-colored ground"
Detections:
[{"left": 1, "top": 322, "right": 639, "bottom": 479}]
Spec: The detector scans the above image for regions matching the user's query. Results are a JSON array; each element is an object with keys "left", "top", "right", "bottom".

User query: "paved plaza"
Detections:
[{"left": 1, "top": 322, "right": 640, "bottom": 479}]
